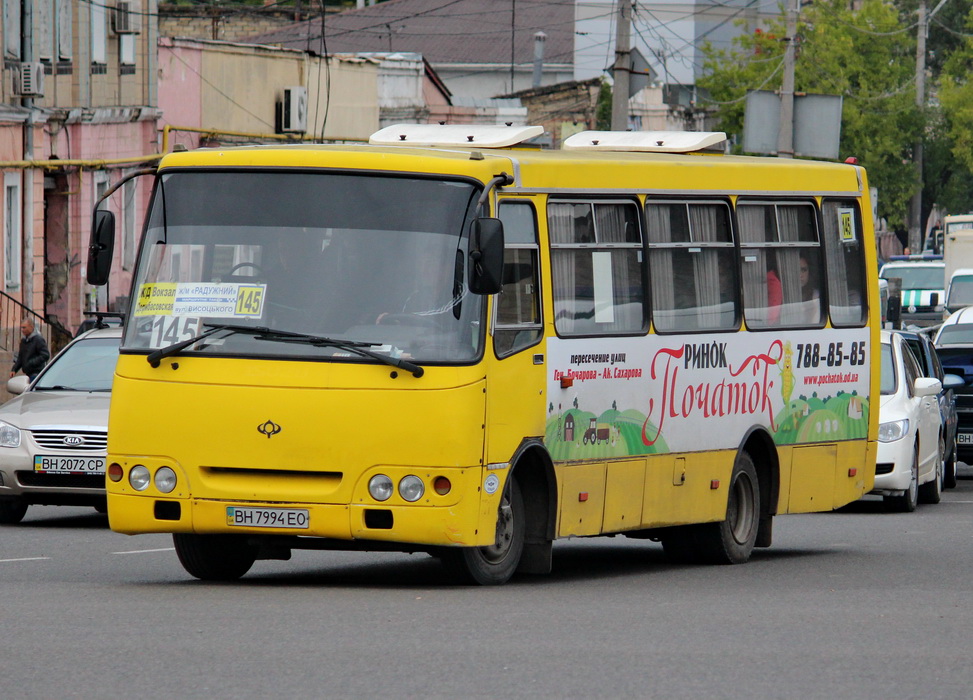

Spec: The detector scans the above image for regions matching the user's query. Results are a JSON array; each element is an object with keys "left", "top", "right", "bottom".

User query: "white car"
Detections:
[
  {"left": 879, "top": 258, "right": 945, "bottom": 327},
  {"left": 0, "top": 326, "right": 121, "bottom": 523},
  {"left": 873, "top": 330, "right": 945, "bottom": 511}
]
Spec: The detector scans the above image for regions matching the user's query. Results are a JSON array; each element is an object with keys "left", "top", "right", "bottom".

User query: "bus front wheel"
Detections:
[
  {"left": 173, "top": 533, "right": 257, "bottom": 581},
  {"left": 695, "top": 451, "right": 760, "bottom": 564},
  {"left": 442, "top": 478, "right": 525, "bottom": 585}
]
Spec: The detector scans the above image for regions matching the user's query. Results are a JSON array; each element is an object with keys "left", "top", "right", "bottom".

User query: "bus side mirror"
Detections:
[
  {"left": 87, "top": 209, "right": 116, "bottom": 285},
  {"left": 887, "top": 295, "right": 901, "bottom": 326},
  {"left": 469, "top": 217, "right": 504, "bottom": 295}
]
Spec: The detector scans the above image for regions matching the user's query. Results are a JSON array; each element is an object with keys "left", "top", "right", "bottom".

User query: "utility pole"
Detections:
[
  {"left": 909, "top": 0, "right": 927, "bottom": 254},
  {"left": 777, "top": 0, "right": 799, "bottom": 158},
  {"left": 21, "top": 0, "right": 34, "bottom": 310},
  {"left": 611, "top": 0, "right": 632, "bottom": 131}
]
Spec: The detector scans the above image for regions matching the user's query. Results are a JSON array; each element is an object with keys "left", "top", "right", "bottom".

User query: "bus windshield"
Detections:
[{"left": 126, "top": 171, "right": 483, "bottom": 364}]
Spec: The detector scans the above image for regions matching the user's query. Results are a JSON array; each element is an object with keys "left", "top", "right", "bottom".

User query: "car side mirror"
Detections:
[
  {"left": 943, "top": 373, "right": 965, "bottom": 390},
  {"left": 914, "top": 376, "right": 942, "bottom": 397},
  {"left": 468, "top": 217, "right": 504, "bottom": 295},
  {"left": 6, "top": 375, "right": 29, "bottom": 395},
  {"left": 887, "top": 295, "right": 901, "bottom": 325},
  {"left": 87, "top": 209, "right": 116, "bottom": 286}
]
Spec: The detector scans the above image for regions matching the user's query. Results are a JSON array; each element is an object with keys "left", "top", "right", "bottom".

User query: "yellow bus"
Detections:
[{"left": 88, "top": 124, "right": 878, "bottom": 584}]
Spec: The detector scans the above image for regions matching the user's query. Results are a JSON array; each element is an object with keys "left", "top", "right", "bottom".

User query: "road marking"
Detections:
[
  {"left": 112, "top": 547, "right": 175, "bottom": 555},
  {"left": 0, "top": 557, "right": 50, "bottom": 563}
]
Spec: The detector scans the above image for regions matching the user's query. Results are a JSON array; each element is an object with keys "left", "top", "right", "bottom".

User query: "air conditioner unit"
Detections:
[
  {"left": 13, "top": 62, "right": 45, "bottom": 98},
  {"left": 276, "top": 86, "right": 308, "bottom": 134},
  {"left": 112, "top": 0, "right": 142, "bottom": 34}
]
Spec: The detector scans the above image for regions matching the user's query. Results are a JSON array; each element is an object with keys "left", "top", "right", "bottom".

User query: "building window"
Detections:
[
  {"left": 91, "top": 0, "right": 107, "bottom": 65},
  {"left": 4, "top": 172, "right": 21, "bottom": 290}
]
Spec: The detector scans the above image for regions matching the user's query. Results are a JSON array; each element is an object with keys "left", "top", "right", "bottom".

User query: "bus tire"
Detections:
[
  {"left": 694, "top": 451, "right": 760, "bottom": 564},
  {"left": 442, "top": 478, "right": 525, "bottom": 585},
  {"left": 173, "top": 533, "right": 257, "bottom": 581},
  {"left": 0, "top": 497, "right": 28, "bottom": 524}
]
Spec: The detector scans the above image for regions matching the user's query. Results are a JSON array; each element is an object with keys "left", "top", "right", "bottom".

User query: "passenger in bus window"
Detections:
[
  {"left": 767, "top": 261, "right": 782, "bottom": 324},
  {"left": 800, "top": 254, "right": 821, "bottom": 323}
]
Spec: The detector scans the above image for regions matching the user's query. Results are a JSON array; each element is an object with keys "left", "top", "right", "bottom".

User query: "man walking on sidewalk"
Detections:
[{"left": 10, "top": 318, "right": 50, "bottom": 382}]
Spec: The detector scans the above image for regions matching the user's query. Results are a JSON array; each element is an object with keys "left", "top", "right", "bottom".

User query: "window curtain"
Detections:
[
  {"left": 689, "top": 204, "right": 722, "bottom": 328},
  {"left": 646, "top": 204, "right": 675, "bottom": 330},
  {"left": 550, "top": 203, "right": 579, "bottom": 333},
  {"left": 777, "top": 206, "right": 804, "bottom": 324},
  {"left": 737, "top": 205, "right": 770, "bottom": 326}
]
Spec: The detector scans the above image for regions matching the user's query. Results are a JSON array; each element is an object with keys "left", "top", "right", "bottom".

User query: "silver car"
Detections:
[{"left": 0, "top": 326, "right": 121, "bottom": 523}]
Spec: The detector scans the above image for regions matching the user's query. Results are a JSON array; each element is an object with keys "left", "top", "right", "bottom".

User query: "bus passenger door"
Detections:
[{"left": 486, "top": 200, "right": 547, "bottom": 463}]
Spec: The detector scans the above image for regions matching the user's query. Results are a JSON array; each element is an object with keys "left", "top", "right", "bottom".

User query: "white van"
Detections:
[{"left": 944, "top": 268, "right": 973, "bottom": 317}]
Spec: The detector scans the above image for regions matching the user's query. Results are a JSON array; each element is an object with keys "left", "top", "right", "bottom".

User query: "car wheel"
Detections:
[
  {"left": 886, "top": 444, "right": 919, "bottom": 513},
  {"left": 944, "top": 438, "right": 958, "bottom": 489},
  {"left": 918, "top": 438, "right": 943, "bottom": 505},
  {"left": 0, "top": 498, "right": 28, "bottom": 524}
]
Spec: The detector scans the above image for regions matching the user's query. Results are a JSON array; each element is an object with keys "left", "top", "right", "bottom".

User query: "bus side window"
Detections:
[
  {"left": 821, "top": 199, "right": 866, "bottom": 327},
  {"left": 549, "top": 199, "right": 645, "bottom": 336},
  {"left": 495, "top": 201, "right": 543, "bottom": 357},
  {"left": 738, "top": 201, "right": 824, "bottom": 329},
  {"left": 646, "top": 200, "right": 737, "bottom": 333}
]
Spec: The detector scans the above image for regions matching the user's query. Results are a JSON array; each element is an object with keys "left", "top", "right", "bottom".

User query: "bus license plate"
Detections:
[
  {"left": 957, "top": 433, "right": 973, "bottom": 445},
  {"left": 34, "top": 455, "right": 106, "bottom": 474},
  {"left": 226, "top": 506, "right": 309, "bottom": 529}
]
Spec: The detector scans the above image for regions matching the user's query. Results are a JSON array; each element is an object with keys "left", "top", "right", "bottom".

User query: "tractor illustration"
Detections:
[{"left": 583, "top": 418, "right": 610, "bottom": 445}]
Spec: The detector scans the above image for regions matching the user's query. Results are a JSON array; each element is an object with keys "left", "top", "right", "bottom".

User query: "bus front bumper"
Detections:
[{"left": 107, "top": 492, "right": 497, "bottom": 548}]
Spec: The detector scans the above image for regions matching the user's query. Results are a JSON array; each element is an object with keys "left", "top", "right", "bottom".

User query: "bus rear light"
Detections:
[
  {"left": 433, "top": 476, "right": 451, "bottom": 495},
  {"left": 108, "top": 463, "right": 123, "bottom": 482}
]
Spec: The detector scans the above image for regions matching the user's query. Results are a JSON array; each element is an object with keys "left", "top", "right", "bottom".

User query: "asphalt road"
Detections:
[{"left": 3, "top": 470, "right": 973, "bottom": 700}]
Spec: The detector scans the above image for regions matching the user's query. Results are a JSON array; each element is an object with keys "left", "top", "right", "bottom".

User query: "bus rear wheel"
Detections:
[
  {"left": 442, "top": 478, "right": 525, "bottom": 585},
  {"left": 694, "top": 451, "right": 760, "bottom": 564},
  {"left": 173, "top": 533, "right": 257, "bottom": 581}
]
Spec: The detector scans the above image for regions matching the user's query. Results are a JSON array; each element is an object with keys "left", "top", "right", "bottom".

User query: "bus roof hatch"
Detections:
[
  {"left": 563, "top": 130, "right": 727, "bottom": 153},
  {"left": 369, "top": 123, "right": 544, "bottom": 148}
]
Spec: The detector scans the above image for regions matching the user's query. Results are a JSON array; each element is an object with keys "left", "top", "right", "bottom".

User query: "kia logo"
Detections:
[{"left": 63, "top": 435, "right": 86, "bottom": 446}]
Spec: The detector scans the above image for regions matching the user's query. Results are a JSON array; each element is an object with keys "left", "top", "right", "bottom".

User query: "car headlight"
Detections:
[
  {"left": 878, "top": 419, "right": 910, "bottom": 443},
  {"left": 0, "top": 420, "right": 21, "bottom": 448}
]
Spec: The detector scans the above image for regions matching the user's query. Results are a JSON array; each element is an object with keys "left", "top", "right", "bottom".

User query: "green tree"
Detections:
[{"left": 698, "top": 0, "right": 920, "bottom": 229}]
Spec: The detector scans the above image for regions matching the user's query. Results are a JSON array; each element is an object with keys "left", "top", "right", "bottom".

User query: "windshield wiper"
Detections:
[
  {"left": 147, "top": 323, "right": 424, "bottom": 378},
  {"left": 146, "top": 323, "right": 246, "bottom": 367},
  {"left": 244, "top": 325, "right": 425, "bottom": 378},
  {"left": 33, "top": 385, "right": 79, "bottom": 391}
]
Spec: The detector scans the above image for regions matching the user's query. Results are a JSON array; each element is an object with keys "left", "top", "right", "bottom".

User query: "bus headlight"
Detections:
[
  {"left": 368, "top": 474, "right": 393, "bottom": 501},
  {"left": 129, "top": 465, "right": 151, "bottom": 491},
  {"left": 155, "top": 467, "right": 177, "bottom": 493},
  {"left": 399, "top": 475, "right": 424, "bottom": 502},
  {"left": 0, "top": 420, "right": 21, "bottom": 448},
  {"left": 878, "top": 419, "right": 909, "bottom": 443}
]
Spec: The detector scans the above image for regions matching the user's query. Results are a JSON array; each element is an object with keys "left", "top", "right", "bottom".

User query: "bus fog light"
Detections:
[
  {"left": 155, "top": 467, "right": 177, "bottom": 493},
  {"left": 399, "top": 475, "right": 424, "bottom": 502},
  {"left": 433, "top": 476, "right": 451, "bottom": 495},
  {"left": 369, "top": 474, "right": 393, "bottom": 501},
  {"left": 129, "top": 465, "right": 151, "bottom": 491},
  {"left": 108, "top": 463, "right": 124, "bottom": 482}
]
